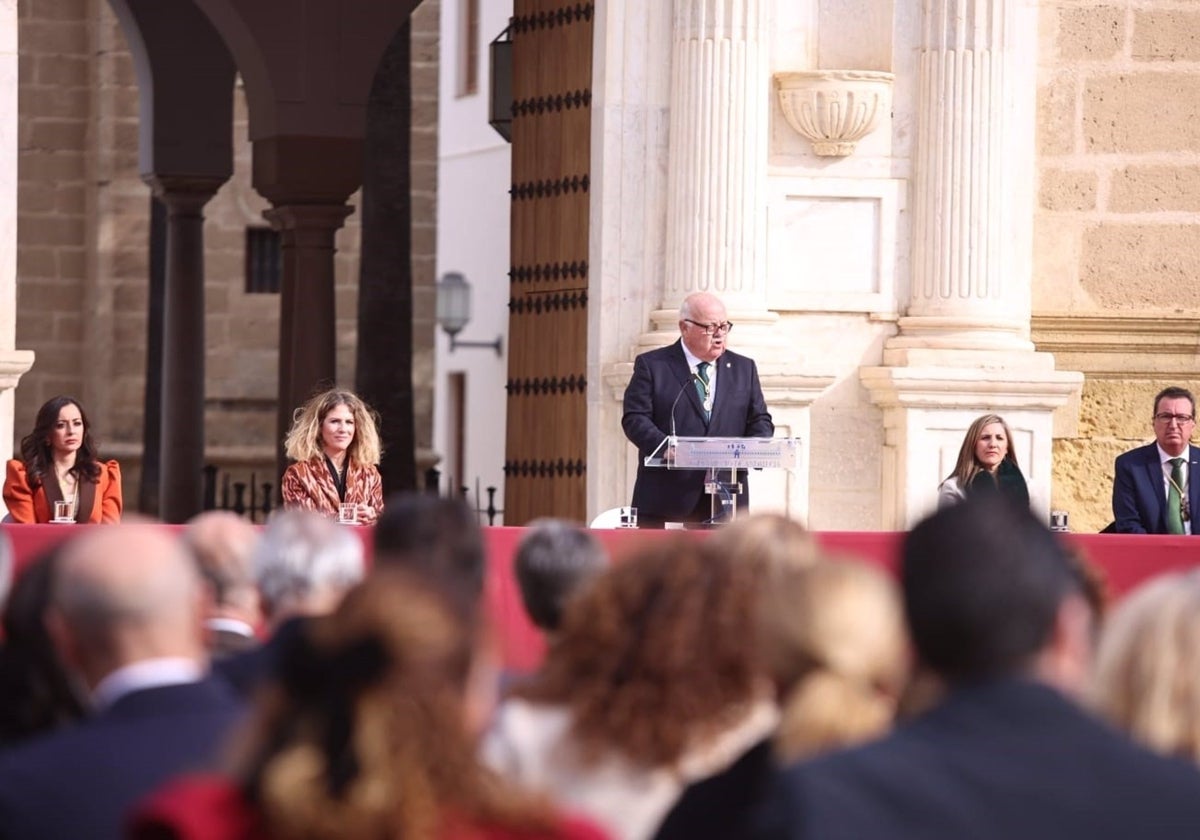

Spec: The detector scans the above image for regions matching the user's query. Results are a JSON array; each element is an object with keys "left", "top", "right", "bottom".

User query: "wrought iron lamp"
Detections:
[
  {"left": 436, "top": 272, "right": 503, "bottom": 356},
  {"left": 489, "top": 23, "right": 513, "bottom": 142}
]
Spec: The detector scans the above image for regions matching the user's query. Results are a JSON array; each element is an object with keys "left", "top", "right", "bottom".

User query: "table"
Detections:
[{"left": 5, "top": 524, "right": 1199, "bottom": 672}]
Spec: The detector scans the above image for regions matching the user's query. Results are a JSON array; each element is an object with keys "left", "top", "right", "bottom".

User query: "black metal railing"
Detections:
[{"left": 202, "top": 465, "right": 274, "bottom": 523}]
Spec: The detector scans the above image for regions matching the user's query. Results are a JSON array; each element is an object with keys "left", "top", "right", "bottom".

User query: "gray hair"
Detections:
[
  {"left": 515, "top": 518, "right": 607, "bottom": 632},
  {"left": 254, "top": 511, "right": 365, "bottom": 613}
]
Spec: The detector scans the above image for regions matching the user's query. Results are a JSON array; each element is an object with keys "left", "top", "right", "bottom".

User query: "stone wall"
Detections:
[
  {"left": 14, "top": 0, "right": 439, "bottom": 512},
  {"left": 1034, "top": 1, "right": 1200, "bottom": 533}
]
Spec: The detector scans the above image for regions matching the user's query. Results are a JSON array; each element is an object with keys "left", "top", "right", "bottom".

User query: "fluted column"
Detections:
[
  {"left": 662, "top": 0, "right": 768, "bottom": 316},
  {"left": 892, "top": 0, "right": 1033, "bottom": 357},
  {"left": 145, "top": 176, "right": 224, "bottom": 523}
]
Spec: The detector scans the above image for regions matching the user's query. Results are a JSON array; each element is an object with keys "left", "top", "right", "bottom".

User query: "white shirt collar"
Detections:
[
  {"left": 680, "top": 343, "right": 720, "bottom": 378},
  {"left": 205, "top": 617, "right": 256, "bottom": 638},
  {"left": 1157, "top": 444, "right": 1191, "bottom": 465},
  {"left": 91, "top": 657, "right": 206, "bottom": 713}
]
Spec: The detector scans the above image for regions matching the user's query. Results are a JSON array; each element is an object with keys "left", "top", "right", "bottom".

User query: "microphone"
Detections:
[{"left": 669, "top": 372, "right": 702, "bottom": 446}]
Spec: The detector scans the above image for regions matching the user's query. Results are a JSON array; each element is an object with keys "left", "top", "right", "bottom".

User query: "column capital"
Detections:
[
  {"left": 263, "top": 203, "right": 354, "bottom": 231},
  {"left": 142, "top": 174, "right": 226, "bottom": 213}
]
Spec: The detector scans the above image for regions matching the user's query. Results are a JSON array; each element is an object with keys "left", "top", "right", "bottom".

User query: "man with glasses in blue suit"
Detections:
[
  {"left": 621, "top": 291, "right": 773, "bottom": 528},
  {"left": 1112, "top": 386, "right": 1200, "bottom": 534}
]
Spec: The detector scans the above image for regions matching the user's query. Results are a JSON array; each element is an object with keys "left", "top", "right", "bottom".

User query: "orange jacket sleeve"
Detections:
[
  {"left": 2, "top": 459, "right": 36, "bottom": 523},
  {"left": 99, "top": 460, "right": 123, "bottom": 523}
]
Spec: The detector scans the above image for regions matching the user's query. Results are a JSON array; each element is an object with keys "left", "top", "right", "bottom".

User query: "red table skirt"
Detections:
[{"left": 4, "top": 524, "right": 1198, "bottom": 672}]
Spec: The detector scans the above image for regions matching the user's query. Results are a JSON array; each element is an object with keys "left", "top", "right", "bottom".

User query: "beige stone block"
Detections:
[
  {"left": 1081, "top": 224, "right": 1200, "bottom": 308},
  {"left": 16, "top": 277, "right": 81, "bottom": 312},
  {"left": 54, "top": 312, "right": 83, "bottom": 343},
  {"left": 36, "top": 55, "right": 87, "bottom": 87},
  {"left": 1081, "top": 379, "right": 1163, "bottom": 438},
  {"left": 18, "top": 246, "right": 57, "bottom": 277},
  {"left": 1039, "top": 169, "right": 1097, "bottom": 211},
  {"left": 113, "top": 282, "right": 148, "bottom": 310},
  {"left": 1109, "top": 165, "right": 1200, "bottom": 212},
  {"left": 27, "top": 118, "right": 87, "bottom": 150},
  {"left": 1050, "top": 437, "right": 1126, "bottom": 533},
  {"left": 20, "top": 150, "right": 86, "bottom": 181},
  {"left": 22, "top": 87, "right": 90, "bottom": 120},
  {"left": 113, "top": 313, "right": 145, "bottom": 347},
  {"left": 229, "top": 314, "right": 279, "bottom": 350},
  {"left": 23, "top": 0, "right": 89, "bottom": 23},
  {"left": 1084, "top": 74, "right": 1200, "bottom": 153},
  {"left": 111, "top": 246, "right": 148, "bottom": 278},
  {"left": 57, "top": 247, "right": 86, "bottom": 279},
  {"left": 14, "top": 312, "right": 54, "bottom": 342},
  {"left": 54, "top": 184, "right": 86, "bottom": 213},
  {"left": 18, "top": 21, "right": 88, "bottom": 55},
  {"left": 1057, "top": 7, "right": 1124, "bottom": 61},
  {"left": 1132, "top": 11, "right": 1200, "bottom": 62}
]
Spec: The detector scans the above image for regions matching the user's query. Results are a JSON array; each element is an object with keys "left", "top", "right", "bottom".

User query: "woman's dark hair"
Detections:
[{"left": 18, "top": 396, "right": 101, "bottom": 488}]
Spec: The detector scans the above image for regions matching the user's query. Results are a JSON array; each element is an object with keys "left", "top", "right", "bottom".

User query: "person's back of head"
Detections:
[
  {"left": 514, "top": 518, "right": 607, "bottom": 633},
  {"left": 240, "top": 569, "right": 557, "bottom": 839},
  {"left": 762, "top": 557, "right": 908, "bottom": 762},
  {"left": 50, "top": 526, "right": 208, "bottom": 689},
  {"left": 1091, "top": 570, "right": 1200, "bottom": 762},
  {"left": 253, "top": 510, "right": 365, "bottom": 627},
  {"left": 184, "top": 511, "right": 263, "bottom": 628},
  {"left": 902, "top": 498, "right": 1085, "bottom": 690},
  {"left": 373, "top": 493, "right": 485, "bottom": 609}
]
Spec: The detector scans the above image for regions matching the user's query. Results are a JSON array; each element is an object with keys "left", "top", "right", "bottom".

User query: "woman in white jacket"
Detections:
[{"left": 938, "top": 414, "right": 1030, "bottom": 510}]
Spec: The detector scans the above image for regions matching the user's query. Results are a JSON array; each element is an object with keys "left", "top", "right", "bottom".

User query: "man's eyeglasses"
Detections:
[
  {"left": 684, "top": 319, "right": 734, "bottom": 336},
  {"left": 1154, "top": 413, "right": 1195, "bottom": 425}
]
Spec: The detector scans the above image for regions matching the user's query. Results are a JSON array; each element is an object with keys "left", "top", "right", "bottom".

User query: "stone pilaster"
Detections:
[
  {"left": 861, "top": 0, "right": 1082, "bottom": 528},
  {"left": 0, "top": 0, "right": 33, "bottom": 464}
]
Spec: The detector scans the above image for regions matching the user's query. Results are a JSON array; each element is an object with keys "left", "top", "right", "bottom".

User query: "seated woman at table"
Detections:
[
  {"left": 280, "top": 388, "right": 383, "bottom": 525},
  {"left": 937, "top": 413, "right": 1029, "bottom": 510},
  {"left": 3, "top": 396, "right": 122, "bottom": 524}
]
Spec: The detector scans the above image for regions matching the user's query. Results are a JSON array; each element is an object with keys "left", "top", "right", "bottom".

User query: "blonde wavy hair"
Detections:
[
  {"left": 760, "top": 558, "right": 908, "bottom": 762},
  {"left": 1091, "top": 570, "right": 1200, "bottom": 762},
  {"left": 283, "top": 389, "right": 382, "bottom": 466}
]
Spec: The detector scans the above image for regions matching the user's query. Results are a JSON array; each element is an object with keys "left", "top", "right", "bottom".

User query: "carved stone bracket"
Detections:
[{"left": 774, "top": 70, "right": 894, "bottom": 157}]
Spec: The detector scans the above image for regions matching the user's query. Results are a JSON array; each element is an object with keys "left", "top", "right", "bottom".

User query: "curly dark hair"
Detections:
[
  {"left": 18, "top": 396, "right": 101, "bottom": 489},
  {"left": 515, "top": 536, "right": 766, "bottom": 768}
]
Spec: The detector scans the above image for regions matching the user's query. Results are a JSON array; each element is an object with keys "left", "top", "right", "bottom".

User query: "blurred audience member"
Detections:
[
  {"left": 281, "top": 389, "right": 383, "bottom": 525},
  {"left": 0, "top": 527, "right": 243, "bottom": 840},
  {"left": 763, "top": 559, "right": 907, "bottom": 763},
  {"left": 483, "top": 538, "right": 776, "bottom": 840},
  {"left": 748, "top": 499, "right": 1200, "bottom": 840},
  {"left": 515, "top": 519, "right": 607, "bottom": 635},
  {"left": 3, "top": 395, "right": 122, "bottom": 523},
  {"left": 0, "top": 547, "right": 86, "bottom": 747},
  {"left": 216, "top": 510, "right": 365, "bottom": 696},
  {"left": 0, "top": 529, "right": 11, "bottom": 608},
  {"left": 1092, "top": 570, "right": 1200, "bottom": 762},
  {"left": 129, "top": 570, "right": 608, "bottom": 840},
  {"left": 374, "top": 493, "right": 486, "bottom": 612},
  {"left": 184, "top": 512, "right": 263, "bottom": 657}
]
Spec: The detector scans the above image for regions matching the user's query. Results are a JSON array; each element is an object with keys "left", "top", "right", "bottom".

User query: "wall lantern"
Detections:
[
  {"left": 436, "top": 272, "right": 503, "bottom": 356},
  {"left": 489, "top": 23, "right": 513, "bottom": 143}
]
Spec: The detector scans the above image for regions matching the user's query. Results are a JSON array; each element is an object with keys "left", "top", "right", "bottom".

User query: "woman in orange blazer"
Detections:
[
  {"left": 3, "top": 396, "right": 122, "bottom": 524},
  {"left": 280, "top": 388, "right": 384, "bottom": 524}
]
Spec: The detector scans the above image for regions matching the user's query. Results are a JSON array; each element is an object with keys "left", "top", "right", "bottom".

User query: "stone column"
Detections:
[
  {"left": 0, "top": 0, "right": 33, "bottom": 465},
  {"left": 146, "top": 177, "right": 223, "bottom": 523},
  {"left": 265, "top": 203, "right": 354, "bottom": 479},
  {"left": 861, "top": 0, "right": 1082, "bottom": 528}
]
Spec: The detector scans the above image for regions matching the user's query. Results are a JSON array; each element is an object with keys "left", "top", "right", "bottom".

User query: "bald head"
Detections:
[{"left": 52, "top": 527, "right": 208, "bottom": 686}]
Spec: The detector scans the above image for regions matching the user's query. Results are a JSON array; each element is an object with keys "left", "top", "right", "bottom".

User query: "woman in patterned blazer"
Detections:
[{"left": 280, "top": 389, "right": 384, "bottom": 525}]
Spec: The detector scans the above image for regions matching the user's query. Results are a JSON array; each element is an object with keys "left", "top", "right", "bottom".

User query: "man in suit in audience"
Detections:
[
  {"left": 749, "top": 498, "right": 1200, "bottom": 840},
  {"left": 184, "top": 511, "right": 263, "bottom": 657},
  {"left": 622, "top": 291, "right": 774, "bottom": 527},
  {"left": 0, "top": 526, "right": 244, "bottom": 840},
  {"left": 1112, "top": 386, "right": 1200, "bottom": 534}
]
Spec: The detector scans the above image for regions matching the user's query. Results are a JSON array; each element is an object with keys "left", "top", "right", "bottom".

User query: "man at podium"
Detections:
[{"left": 621, "top": 292, "right": 774, "bottom": 527}]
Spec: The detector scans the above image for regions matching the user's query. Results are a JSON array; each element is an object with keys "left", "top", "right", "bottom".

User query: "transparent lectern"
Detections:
[{"left": 644, "top": 435, "right": 801, "bottom": 525}]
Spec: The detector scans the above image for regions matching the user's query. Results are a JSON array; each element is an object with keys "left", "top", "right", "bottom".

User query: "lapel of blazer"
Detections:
[
  {"left": 312, "top": 458, "right": 344, "bottom": 510},
  {"left": 708, "top": 352, "right": 739, "bottom": 430},
  {"left": 669, "top": 341, "right": 707, "bottom": 424},
  {"left": 1190, "top": 446, "right": 1200, "bottom": 533},
  {"left": 1144, "top": 448, "right": 1166, "bottom": 530}
]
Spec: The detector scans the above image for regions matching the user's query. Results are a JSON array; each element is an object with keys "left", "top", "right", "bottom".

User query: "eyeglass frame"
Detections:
[
  {"left": 683, "top": 319, "right": 734, "bottom": 336},
  {"left": 1154, "top": 412, "right": 1196, "bottom": 425}
]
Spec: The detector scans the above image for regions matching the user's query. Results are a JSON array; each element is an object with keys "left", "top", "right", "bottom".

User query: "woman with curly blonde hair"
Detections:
[
  {"left": 129, "top": 570, "right": 608, "bottom": 840},
  {"left": 483, "top": 537, "right": 777, "bottom": 840},
  {"left": 281, "top": 388, "right": 384, "bottom": 525},
  {"left": 1091, "top": 570, "right": 1200, "bottom": 762}
]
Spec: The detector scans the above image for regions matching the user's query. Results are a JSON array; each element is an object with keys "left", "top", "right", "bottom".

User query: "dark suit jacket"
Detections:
[
  {"left": 1112, "top": 442, "right": 1200, "bottom": 534},
  {"left": 622, "top": 340, "right": 773, "bottom": 521},
  {"left": 749, "top": 679, "right": 1200, "bottom": 840},
  {"left": 0, "top": 677, "right": 244, "bottom": 840}
]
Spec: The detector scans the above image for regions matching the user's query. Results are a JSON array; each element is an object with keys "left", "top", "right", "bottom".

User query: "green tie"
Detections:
[
  {"left": 1167, "top": 457, "right": 1186, "bottom": 535},
  {"left": 695, "top": 362, "right": 711, "bottom": 421}
]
